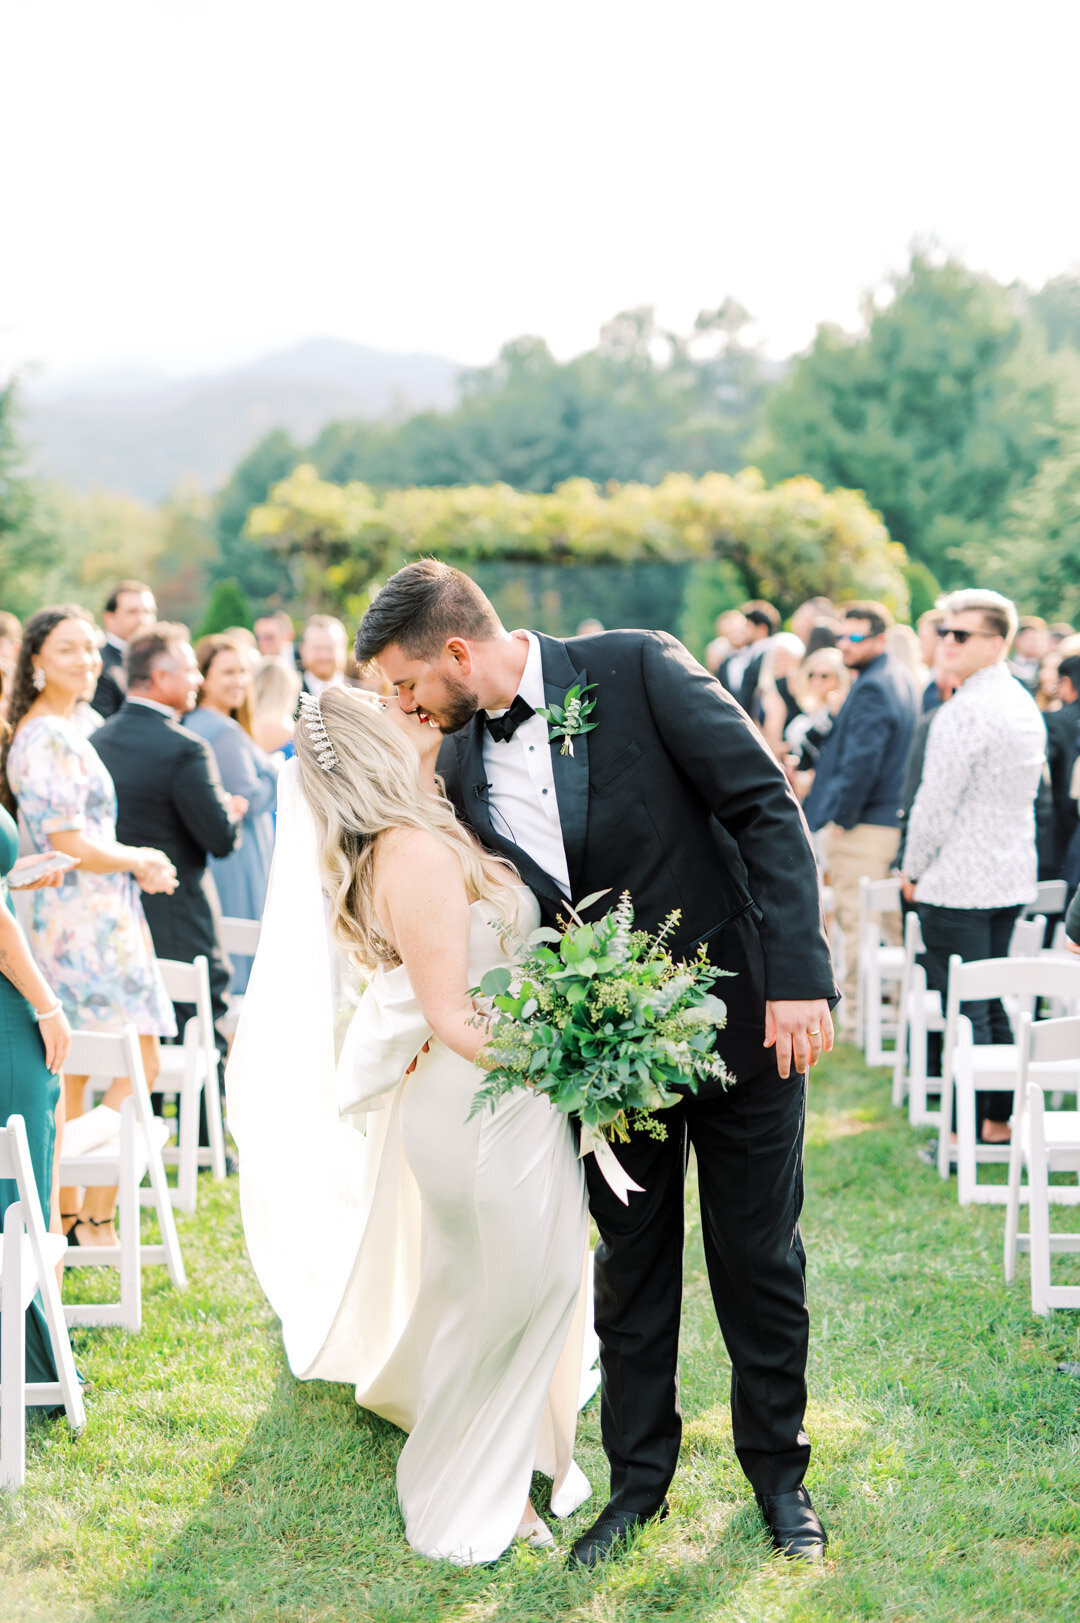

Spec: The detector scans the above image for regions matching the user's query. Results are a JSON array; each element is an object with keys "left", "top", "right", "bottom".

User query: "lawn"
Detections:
[{"left": 4, "top": 1043, "right": 1080, "bottom": 1622}]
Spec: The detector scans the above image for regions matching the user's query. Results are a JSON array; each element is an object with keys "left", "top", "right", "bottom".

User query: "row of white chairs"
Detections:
[
  {"left": 1, "top": 916, "right": 262, "bottom": 1489},
  {"left": 848, "top": 873, "right": 1080, "bottom": 1314}
]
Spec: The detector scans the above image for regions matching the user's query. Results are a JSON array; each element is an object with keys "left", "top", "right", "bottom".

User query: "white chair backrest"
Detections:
[
  {"left": 220, "top": 917, "right": 261, "bottom": 957},
  {"left": 0, "top": 1113, "right": 38, "bottom": 1203},
  {"left": 1025, "top": 880, "right": 1068, "bottom": 918},
  {"left": 1010, "top": 917, "right": 1046, "bottom": 958},
  {"left": 859, "top": 877, "right": 902, "bottom": 921},
  {"left": 68, "top": 1027, "right": 155, "bottom": 1131},
  {"left": 943, "top": 956, "right": 1080, "bottom": 1071},
  {"left": 1023, "top": 1012, "right": 1080, "bottom": 1070}
]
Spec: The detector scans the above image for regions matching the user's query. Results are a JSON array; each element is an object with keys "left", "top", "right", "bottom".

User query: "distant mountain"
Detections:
[{"left": 19, "top": 338, "right": 463, "bottom": 501}]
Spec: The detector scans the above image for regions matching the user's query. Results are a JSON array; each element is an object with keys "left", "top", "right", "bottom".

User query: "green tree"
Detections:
[
  {"left": 1026, "top": 272, "right": 1080, "bottom": 355},
  {"left": 304, "top": 303, "right": 773, "bottom": 496},
  {"left": 212, "top": 429, "right": 301, "bottom": 606},
  {"left": 754, "top": 251, "right": 1076, "bottom": 586},
  {"left": 193, "top": 579, "right": 254, "bottom": 640},
  {"left": 0, "top": 382, "right": 59, "bottom": 617}
]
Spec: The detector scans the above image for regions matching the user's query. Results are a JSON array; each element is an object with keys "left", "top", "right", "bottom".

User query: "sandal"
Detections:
[{"left": 67, "top": 1214, "right": 120, "bottom": 1249}]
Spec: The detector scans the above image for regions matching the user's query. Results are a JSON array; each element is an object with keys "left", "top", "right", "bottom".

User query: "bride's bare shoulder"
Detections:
[{"left": 375, "top": 827, "right": 463, "bottom": 887}]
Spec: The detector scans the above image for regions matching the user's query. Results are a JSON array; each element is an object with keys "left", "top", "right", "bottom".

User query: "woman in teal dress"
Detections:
[{"left": 0, "top": 694, "right": 73, "bottom": 1389}]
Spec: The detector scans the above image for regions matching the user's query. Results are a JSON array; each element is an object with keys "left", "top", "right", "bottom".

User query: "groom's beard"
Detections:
[{"left": 429, "top": 673, "right": 481, "bottom": 734}]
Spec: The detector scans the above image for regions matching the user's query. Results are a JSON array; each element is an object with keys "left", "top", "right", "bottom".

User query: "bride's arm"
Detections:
[{"left": 377, "top": 829, "right": 488, "bottom": 1063}]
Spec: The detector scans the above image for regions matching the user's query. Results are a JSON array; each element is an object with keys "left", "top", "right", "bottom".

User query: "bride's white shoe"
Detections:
[{"left": 515, "top": 1513, "right": 555, "bottom": 1550}]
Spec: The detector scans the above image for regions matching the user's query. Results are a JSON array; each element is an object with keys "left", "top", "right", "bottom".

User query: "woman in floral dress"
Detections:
[{"left": 0, "top": 606, "right": 177, "bottom": 1248}]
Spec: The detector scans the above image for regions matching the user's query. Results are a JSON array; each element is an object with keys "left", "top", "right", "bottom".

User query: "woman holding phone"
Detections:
[
  {"left": 0, "top": 667, "right": 74, "bottom": 1390},
  {"left": 0, "top": 606, "right": 178, "bottom": 1247}
]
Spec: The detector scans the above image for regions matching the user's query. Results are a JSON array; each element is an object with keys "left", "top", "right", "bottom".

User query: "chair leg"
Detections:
[
  {"left": 1028, "top": 1088, "right": 1052, "bottom": 1316},
  {"left": 1, "top": 1208, "right": 28, "bottom": 1489},
  {"left": 118, "top": 1107, "right": 143, "bottom": 1333},
  {"left": 177, "top": 1079, "right": 198, "bottom": 1213},
  {"left": 937, "top": 1070, "right": 954, "bottom": 1180},
  {"left": 204, "top": 1061, "right": 227, "bottom": 1182},
  {"left": 142, "top": 1111, "right": 187, "bottom": 1292},
  {"left": 892, "top": 993, "right": 909, "bottom": 1109},
  {"left": 1003, "top": 1135, "right": 1025, "bottom": 1285},
  {"left": 957, "top": 1068, "right": 977, "bottom": 1205}
]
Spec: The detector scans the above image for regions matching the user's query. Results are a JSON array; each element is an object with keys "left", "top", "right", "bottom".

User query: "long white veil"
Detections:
[{"left": 225, "top": 759, "right": 381, "bottom": 1375}]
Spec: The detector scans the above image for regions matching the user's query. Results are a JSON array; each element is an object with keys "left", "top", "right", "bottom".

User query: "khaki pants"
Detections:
[{"left": 825, "top": 823, "right": 901, "bottom": 1028}]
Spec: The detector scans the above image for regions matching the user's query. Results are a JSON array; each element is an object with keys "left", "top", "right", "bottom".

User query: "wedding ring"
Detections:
[{"left": 807, "top": 1029, "right": 822, "bottom": 1038}]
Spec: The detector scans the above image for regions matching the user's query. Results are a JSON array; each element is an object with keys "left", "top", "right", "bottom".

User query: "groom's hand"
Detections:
[{"left": 765, "top": 1000, "right": 834, "bottom": 1078}]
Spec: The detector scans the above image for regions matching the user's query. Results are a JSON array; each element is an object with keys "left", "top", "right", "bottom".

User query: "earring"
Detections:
[{"left": 32, "top": 668, "right": 46, "bottom": 692}]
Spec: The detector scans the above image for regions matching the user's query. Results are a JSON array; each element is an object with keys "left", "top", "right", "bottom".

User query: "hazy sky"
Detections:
[{"left": 3, "top": 0, "right": 1079, "bottom": 383}]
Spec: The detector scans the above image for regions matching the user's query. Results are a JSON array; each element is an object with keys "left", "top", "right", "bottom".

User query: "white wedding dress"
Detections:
[{"left": 226, "top": 762, "right": 593, "bottom": 1565}]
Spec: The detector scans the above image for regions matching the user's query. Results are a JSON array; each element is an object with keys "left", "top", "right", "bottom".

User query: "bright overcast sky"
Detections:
[{"left": 2, "top": 0, "right": 1079, "bottom": 383}]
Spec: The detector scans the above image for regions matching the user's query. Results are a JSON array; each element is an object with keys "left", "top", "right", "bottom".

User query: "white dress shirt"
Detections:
[
  {"left": 905, "top": 663, "right": 1046, "bottom": 908},
  {"left": 482, "top": 633, "right": 571, "bottom": 897}
]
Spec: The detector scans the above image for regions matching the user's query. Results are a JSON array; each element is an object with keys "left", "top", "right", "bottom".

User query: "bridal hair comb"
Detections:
[{"left": 298, "top": 691, "right": 338, "bottom": 772}]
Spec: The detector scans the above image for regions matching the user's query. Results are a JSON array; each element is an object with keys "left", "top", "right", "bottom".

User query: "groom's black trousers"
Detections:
[{"left": 585, "top": 1059, "right": 811, "bottom": 1514}]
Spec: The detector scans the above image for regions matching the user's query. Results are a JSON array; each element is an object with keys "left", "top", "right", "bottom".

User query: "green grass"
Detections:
[{"left": 5, "top": 1044, "right": 1080, "bottom": 1622}]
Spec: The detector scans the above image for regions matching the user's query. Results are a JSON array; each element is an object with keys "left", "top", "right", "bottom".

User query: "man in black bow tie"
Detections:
[{"left": 356, "top": 561, "right": 837, "bottom": 1568}]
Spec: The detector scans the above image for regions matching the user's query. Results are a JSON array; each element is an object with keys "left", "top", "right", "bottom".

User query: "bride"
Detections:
[{"left": 226, "top": 685, "right": 592, "bottom": 1565}]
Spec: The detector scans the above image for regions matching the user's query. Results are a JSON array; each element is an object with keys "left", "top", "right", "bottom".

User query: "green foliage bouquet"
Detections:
[{"left": 469, "top": 893, "right": 732, "bottom": 1166}]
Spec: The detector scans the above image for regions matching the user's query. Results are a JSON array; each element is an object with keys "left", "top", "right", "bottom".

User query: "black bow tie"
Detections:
[{"left": 485, "top": 695, "right": 535, "bottom": 743}]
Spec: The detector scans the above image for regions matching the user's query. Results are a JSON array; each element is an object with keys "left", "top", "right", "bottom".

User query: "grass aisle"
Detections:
[{"left": 4, "top": 1044, "right": 1080, "bottom": 1622}]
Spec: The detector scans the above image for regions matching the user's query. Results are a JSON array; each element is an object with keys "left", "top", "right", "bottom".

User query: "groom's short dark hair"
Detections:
[{"left": 355, "top": 560, "right": 502, "bottom": 664}]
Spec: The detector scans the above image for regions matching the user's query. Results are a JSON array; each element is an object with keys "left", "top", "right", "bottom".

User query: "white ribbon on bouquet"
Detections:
[{"left": 578, "top": 1123, "right": 644, "bottom": 1205}]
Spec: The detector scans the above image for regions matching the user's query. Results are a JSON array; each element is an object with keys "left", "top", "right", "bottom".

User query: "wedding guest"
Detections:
[
  {"left": 93, "top": 626, "right": 243, "bottom": 1089},
  {"left": 0, "top": 606, "right": 177, "bottom": 1247},
  {"left": 1066, "top": 886, "right": 1080, "bottom": 952},
  {"left": 790, "top": 597, "right": 836, "bottom": 647},
  {"left": 1008, "top": 616, "right": 1049, "bottom": 694},
  {"left": 916, "top": 608, "right": 948, "bottom": 713},
  {"left": 901, "top": 589, "right": 1046, "bottom": 1144},
  {"left": 716, "top": 600, "right": 779, "bottom": 717},
  {"left": 0, "top": 666, "right": 73, "bottom": 1393},
  {"left": 252, "top": 656, "right": 302, "bottom": 758},
  {"left": 783, "top": 647, "right": 850, "bottom": 798},
  {"left": 705, "top": 608, "right": 748, "bottom": 676},
  {"left": 184, "top": 635, "right": 278, "bottom": 992},
  {"left": 757, "top": 633, "right": 806, "bottom": 758},
  {"left": 299, "top": 615, "right": 349, "bottom": 699},
  {"left": 1036, "top": 650, "right": 1061, "bottom": 711},
  {"left": 254, "top": 610, "right": 296, "bottom": 666},
  {"left": 885, "top": 623, "right": 928, "bottom": 693},
  {"left": 1049, "top": 622, "right": 1076, "bottom": 648},
  {"left": 223, "top": 626, "right": 259, "bottom": 669},
  {"left": 92, "top": 580, "right": 157, "bottom": 719},
  {"left": 804, "top": 602, "right": 919, "bottom": 1030},
  {"left": 1045, "top": 653, "right": 1080, "bottom": 879}
]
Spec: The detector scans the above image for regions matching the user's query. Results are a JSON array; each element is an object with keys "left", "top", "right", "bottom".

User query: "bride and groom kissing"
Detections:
[{"left": 227, "top": 559, "right": 837, "bottom": 1569}]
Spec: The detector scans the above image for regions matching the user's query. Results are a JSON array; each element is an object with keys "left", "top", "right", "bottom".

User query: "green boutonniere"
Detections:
[{"left": 536, "top": 683, "right": 598, "bottom": 756}]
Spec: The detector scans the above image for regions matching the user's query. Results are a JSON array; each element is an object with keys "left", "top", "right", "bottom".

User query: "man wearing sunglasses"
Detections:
[
  {"left": 901, "top": 590, "right": 1047, "bottom": 1144},
  {"left": 804, "top": 601, "right": 919, "bottom": 1031}
]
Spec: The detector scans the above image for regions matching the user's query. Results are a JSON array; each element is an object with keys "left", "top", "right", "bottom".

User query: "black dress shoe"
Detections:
[
  {"left": 755, "top": 1486, "right": 827, "bottom": 1562},
  {"left": 567, "top": 1500, "right": 669, "bottom": 1568}
]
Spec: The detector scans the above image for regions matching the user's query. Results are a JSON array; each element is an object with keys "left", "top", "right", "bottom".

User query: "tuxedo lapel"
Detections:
[
  {"left": 535, "top": 634, "right": 590, "bottom": 895},
  {"left": 451, "top": 714, "right": 565, "bottom": 910}
]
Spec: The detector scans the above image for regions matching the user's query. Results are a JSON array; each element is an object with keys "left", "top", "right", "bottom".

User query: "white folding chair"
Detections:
[
  {"left": 218, "top": 916, "right": 262, "bottom": 1040},
  {"left": 155, "top": 957, "right": 227, "bottom": 1209},
  {"left": 1023, "top": 880, "right": 1068, "bottom": 921},
  {"left": 937, "top": 956, "right": 1080, "bottom": 1204},
  {"left": 855, "top": 876, "right": 904, "bottom": 1064},
  {"left": 1003, "top": 1014, "right": 1080, "bottom": 1312},
  {"left": 1, "top": 1114, "right": 85, "bottom": 1489},
  {"left": 59, "top": 1026, "right": 187, "bottom": 1330},
  {"left": 895, "top": 914, "right": 1047, "bottom": 1127}
]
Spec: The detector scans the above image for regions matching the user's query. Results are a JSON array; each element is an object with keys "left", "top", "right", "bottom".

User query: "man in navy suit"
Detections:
[{"left": 805, "top": 602, "right": 919, "bottom": 1029}]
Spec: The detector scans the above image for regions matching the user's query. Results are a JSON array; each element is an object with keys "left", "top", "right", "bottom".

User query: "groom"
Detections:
[{"left": 356, "top": 561, "right": 837, "bottom": 1566}]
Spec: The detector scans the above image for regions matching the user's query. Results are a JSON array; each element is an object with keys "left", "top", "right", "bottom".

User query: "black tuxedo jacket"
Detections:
[
  {"left": 92, "top": 702, "right": 240, "bottom": 976},
  {"left": 438, "top": 630, "right": 836, "bottom": 1085},
  {"left": 92, "top": 641, "right": 126, "bottom": 720},
  {"left": 1045, "top": 699, "right": 1080, "bottom": 874}
]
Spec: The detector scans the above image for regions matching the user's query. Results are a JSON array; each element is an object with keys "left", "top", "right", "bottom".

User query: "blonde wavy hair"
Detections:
[{"left": 293, "top": 685, "right": 521, "bottom": 968}]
